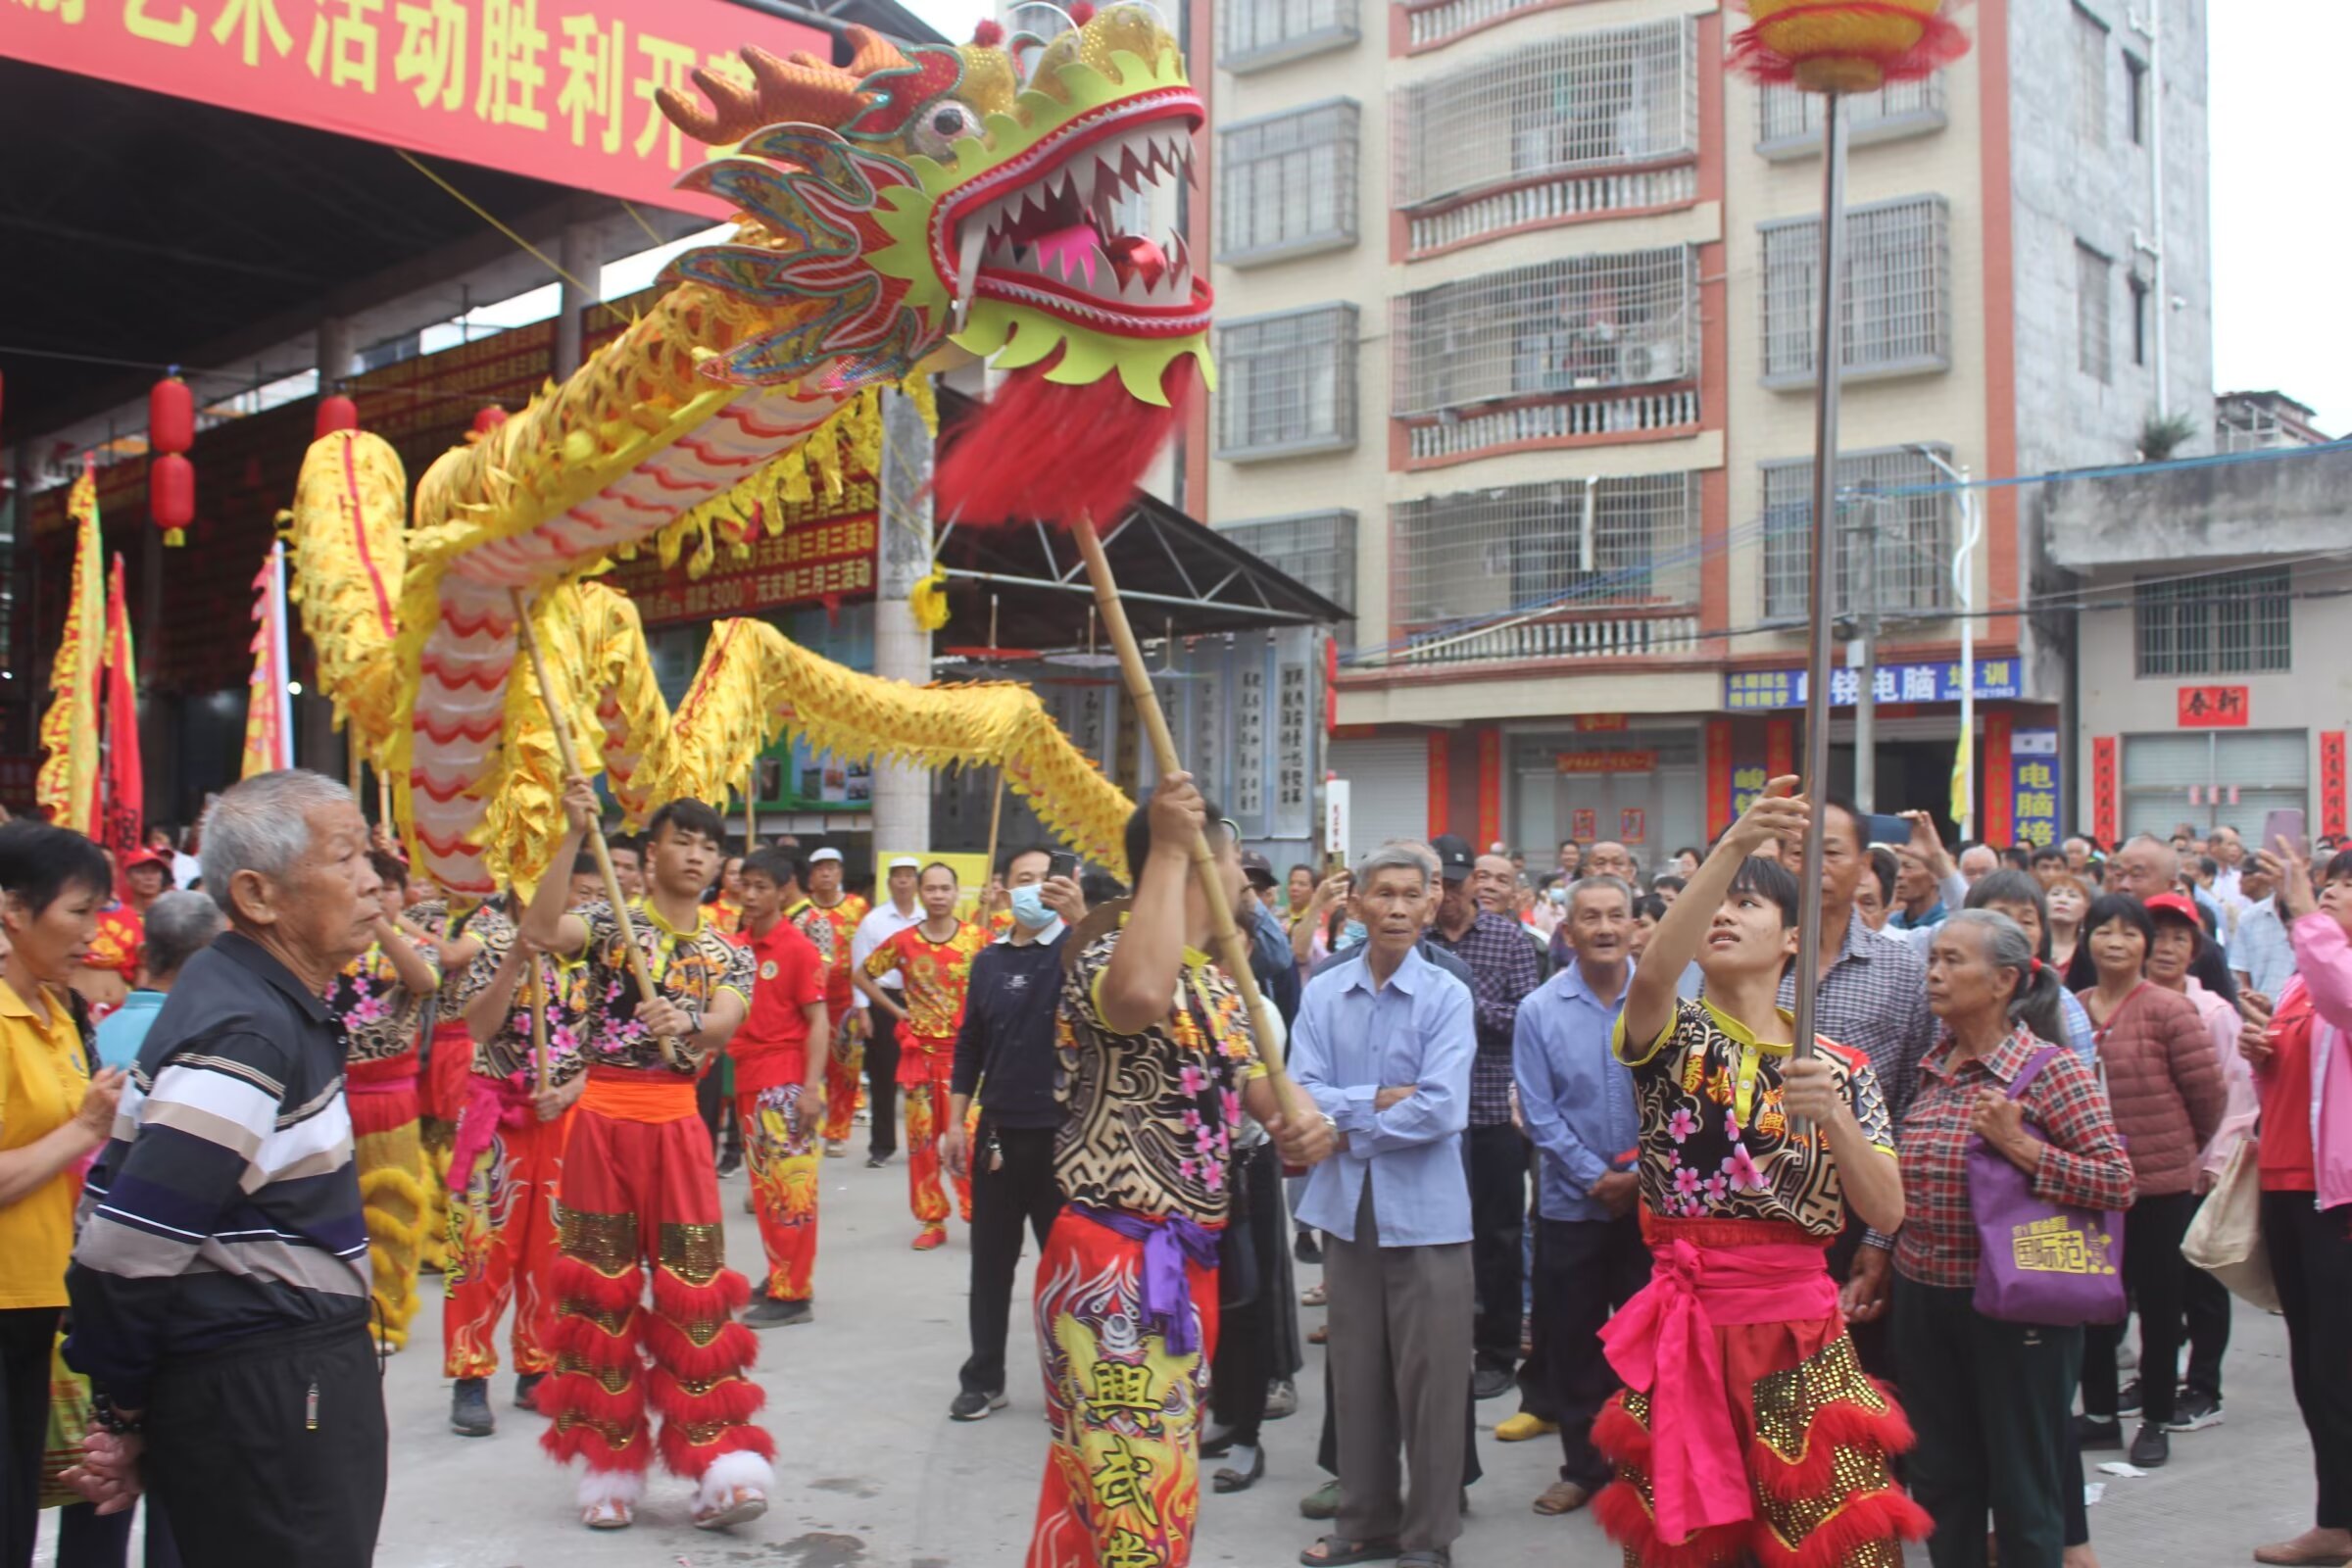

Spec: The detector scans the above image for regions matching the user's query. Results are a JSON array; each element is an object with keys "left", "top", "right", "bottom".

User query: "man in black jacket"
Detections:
[{"left": 944, "top": 846, "right": 1086, "bottom": 1420}]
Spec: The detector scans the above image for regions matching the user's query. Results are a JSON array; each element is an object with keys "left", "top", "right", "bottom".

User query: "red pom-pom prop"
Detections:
[
  {"left": 1729, "top": 0, "right": 1969, "bottom": 93},
  {"left": 149, "top": 453, "right": 194, "bottom": 547},
  {"left": 933, "top": 353, "right": 1194, "bottom": 534},
  {"left": 315, "top": 393, "right": 360, "bottom": 438},
  {"left": 471, "top": 405, "right": 510, "bottom": 436},
  {"left": 972, "top": 17, "right": 1004, "bottom": 46},
  {"left": 1067, "top": 2, "right": 1096, "bottom": 23}
]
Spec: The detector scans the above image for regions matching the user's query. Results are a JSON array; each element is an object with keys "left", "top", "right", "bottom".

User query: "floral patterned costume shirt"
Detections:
[
  {"left": 576, "top": 900, "right": 755, "bottom": 1075},
  {"left": 460, "top": 918, "right": 596, "bottom": 1088},
  {"left": 803, "top": 894, "right": 867, "bottom": 1011},
  {"left": 1613, "top": 997, "right": 1893, "bottom": 1237},
  {"left": 862, "top": 919, "right": 984, "bottom": 1046},
  {"left": 85, "top": 904, "right": 143, "bottom": 984},
  {"left": 1054, "top": 926, "right": 1266, "bottom": 1226},
  {"left": 328, "top": 936, "right": 441, "bottom": 1062}
]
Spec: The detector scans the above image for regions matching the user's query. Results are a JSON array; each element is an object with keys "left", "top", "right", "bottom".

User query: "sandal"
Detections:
[
  {"left": 1299, "top": 1537, "right": 1401, "bottom": 1566},
  {"left": 1308, "top": 1323, "right": 1328, "bottom": 1345},
  {"left": 1301, "top": 1282, "right": 1328, "bottom": 1306},
  {"left": 582, "top": 1499, "right": 632, "bottom": 1531},
  {"left": 693, "top": 1486, "right": 768, "bottom": 1531},
  {"left": 1212, "top": 1446, "right": 1265, "bottom": 1494}
]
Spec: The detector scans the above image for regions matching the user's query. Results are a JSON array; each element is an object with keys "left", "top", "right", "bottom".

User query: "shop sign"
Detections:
[
  {"left": 0, "top": 0, "right": 825, "bottom": 214},
  {"left": 1574, "top": 713, "right": 1629, "bottom": 732},
  {"left": 1274, "top": 662, "right": 1311, "bottom": 833},
  {"left": 605, "top": 500, "right": 876, "bottom": 628},
  {"left": 1723, "top": 659, "right": 2022, "bottom": 711},
  {"left": 2176, "top": 686, "right": 2250, "bottom": 728},
  {"left": 1555, "top": 750, "right": 1656, "bottom": 775},
  {"left": 2011, "top": 728, "right": 2062, "bottom": 850}
]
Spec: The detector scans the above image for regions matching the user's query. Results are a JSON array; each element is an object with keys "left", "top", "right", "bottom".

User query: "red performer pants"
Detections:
[
  {"left": 443, "top": 1074, "right": 573, "bottom": 1381},
  {"left": 540, "top": 1070, "right": 772, "bottom": 1483},
  {"left": 821, "top": 1004, "right": 864, "bottom": 1146},
  {"left": 417, "top": 1016, "right": 475, "bottom": 1273},
  {"left": 1027, "top": 1208, "right": 1220, "bottom": 1568},
  {"left": 737, "top": 1083, "right": 819, "bottom": 1302},
  {"left": 900, "top": 1040, "right": 970, "bottom": 1230}
]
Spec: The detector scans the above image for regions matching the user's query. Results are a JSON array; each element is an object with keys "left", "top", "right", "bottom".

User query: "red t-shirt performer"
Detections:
[
  {"left": 861, "top": 862, "right": 984, "bottom": 1250},
  {"left": 729, "top": 849, "right": 830, "bottom": 1328}
]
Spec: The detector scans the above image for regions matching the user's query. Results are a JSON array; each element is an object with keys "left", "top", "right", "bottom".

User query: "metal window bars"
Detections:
[
  {"left": 1391, "top": 246, "right": 1698, "bottom": 420},
  {"left": 2133, "top": 567, "right": 2292, "bottom": 677},
  {"left": 1756, "top": 74, "right": 1944, "bottom": 149},
  {"left": 1217, "top": 511, "right": 1359, "bottom": 635},
  {"left": 1217, "top": 0, "right": 1360, "bottom": 68},
  {"left": 1760, "top": 196, "right": 1951, "bottom": 383},
  {"left": 1218, "top": 101, "right": 1360, "bottom": 264},
  {"left": 2074, "top": 3, "right": 2110, "bottom": 149},
  {"left": 2076, "top": 242, "right": 2113, "bottom": 383},
  {"left": 1391, "top": 471, "right": 1702, "bottom": 634},
  {"left": 1393, "top": 19, "right": 1696, "bottom": 212},
  {"left": 1216, "top": 304, "right": 1360, "bottom": 459},
  {"left": 1760, "top": 446, "right": 1956, "bottom": 621}
]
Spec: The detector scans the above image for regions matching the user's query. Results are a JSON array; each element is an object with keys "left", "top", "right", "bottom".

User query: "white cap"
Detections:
[
  {"left": 888, "top": 856, "right": 922, "bottom": 871},
  {"left": 808, "top": 848, "right": 844, "bottom": 864}
]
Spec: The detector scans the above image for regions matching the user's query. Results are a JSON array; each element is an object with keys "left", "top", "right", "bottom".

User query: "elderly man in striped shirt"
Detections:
[{"left": 64, "top": 771, "right": 388, "bottom": 1568}]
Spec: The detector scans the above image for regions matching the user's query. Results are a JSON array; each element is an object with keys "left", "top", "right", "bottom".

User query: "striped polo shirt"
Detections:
[{"left": 66, "top": 931, "right": 369, "bottom": 1408}]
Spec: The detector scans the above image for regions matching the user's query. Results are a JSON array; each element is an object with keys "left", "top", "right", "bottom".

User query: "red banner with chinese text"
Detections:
[
  {"left": 1426, "top": 732, "right": 1450, "bottom": 842},
  {"left": 101, "top": 556, "right": 145, "bottom": 890},
  {"left": 2091, "top": 737, "right": 2119, "bottom": 847},
  {"left": 1980, "top": 710, "right": 2013, "bottom": 849},
  {"left": 1705, "top": 718, "right": 1733, "bottom": 837},
  {"left": 0, "top": 0, "right": 826, "bottom": 215},
  {"left": 1474, "top": 729, "right": 1502, "bottom": 853},
  {"left": 603, "top": 501, "right": 878, "bottom": 627},
  {"left": 2322, "top": 732, "right": 2347, "bottom": 841}
]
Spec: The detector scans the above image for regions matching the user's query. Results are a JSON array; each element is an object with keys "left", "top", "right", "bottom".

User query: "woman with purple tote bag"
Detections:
[{"left": 1893, "top": 910, "right": 2135, "bottom": 1568}]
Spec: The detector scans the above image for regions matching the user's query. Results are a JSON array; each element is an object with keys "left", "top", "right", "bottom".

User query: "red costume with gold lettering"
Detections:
[{"left": 863, "top": 918, "right": 982, "bottom": 1241}]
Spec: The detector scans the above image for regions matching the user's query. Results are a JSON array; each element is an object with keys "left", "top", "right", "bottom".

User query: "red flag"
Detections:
[{"left": 100, "top": 555, "right": 144, "bottom": 893}]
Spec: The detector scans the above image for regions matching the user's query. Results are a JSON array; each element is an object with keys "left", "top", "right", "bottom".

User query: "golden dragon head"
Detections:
[{"left": 657, "top": 3, "right": 1211, "bottom": 409}]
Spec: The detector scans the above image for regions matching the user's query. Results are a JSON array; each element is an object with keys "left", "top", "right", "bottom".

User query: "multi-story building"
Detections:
[{"left": 1197, "top": 0, "right": 2213, "bottom": 861}]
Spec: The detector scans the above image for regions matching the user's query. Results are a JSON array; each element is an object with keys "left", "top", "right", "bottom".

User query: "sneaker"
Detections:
[
  {"left": 1294, "top": 1230, "right": 1323, "bottom": 1265},
  {"left": 714, "top": 1152, "right": 744, "bottom": 1178},
  {"left": 1495, "top": 1412, "right": 1559, "bottom": 1443},
  {"left": 912, "top": 1225, "right": 948, "bottom": 1251},
  {"left": 514, "top": 1372, "right": 546, "bottom": 1412},
  {"left": 823, "top": 1143, "right": 848, "bottom": 1158},
  {"left": 1264, "top": 1379, "right": 1298, "bottom": 1421},
  {"left": 2128, "top": 1422, "right": 2170, "bottom": 1468},
  {"left": 865, "top": 1153, "right": 892, "bottom": 1169},
  {"left": 1473, "top": 1367, "right": 1516, "bottom": 1401},
  {"left": 2074, "top": 1414, "right": 2123, "bottom": 1449},
  {"left": 2168, "top": 1389, "right": 2224, "bottom": 1431},
  {"left": 1299, "top": 1479, "right": 1341, "bottom": 1520},
  {"left": 450, "top": 1377, "right": 496, "bottom": 1437},
  {"left": 743, "top": 1296, "right": 813, "bottom": 1330},
  {"left": 950, "top": 1389, "right": 1009, "bottom": 1421},
  {"left": 2117, "top": 1377, "right": 2142, "bottom": 1415}
]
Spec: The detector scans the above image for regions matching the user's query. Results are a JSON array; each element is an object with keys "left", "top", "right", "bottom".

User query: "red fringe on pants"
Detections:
[{"left": 536, "top": 1076, "right": 770, "bottom": 1481}]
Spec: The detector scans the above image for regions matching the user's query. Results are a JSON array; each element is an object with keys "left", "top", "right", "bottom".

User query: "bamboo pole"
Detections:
[
  {"left": 1068, "top": 514, "right": 1301, "bottom": 1117},
  {"left": 526, "top": 951, "right": 551, "bottom": 1096},
  {"left": 508, "top": 589, "right": 681, "bottom": 1068},
  {"left": 980, "top": 594, "right": 1006, "bottom": 915}
]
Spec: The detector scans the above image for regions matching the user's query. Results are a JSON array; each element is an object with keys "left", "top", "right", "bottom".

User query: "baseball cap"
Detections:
[
  {"left": 807, "top": 848, "right": 843, "bottom": 864},
  {"left": 1239, "top": 851, "right": 1276, "bottom": 890},
  {"left": 2142, "top": 892, "right": 2201, "bottom": 925},
  {"left": 888, "top": 855, "right": 922, "bottom": 871},
  {"left": 122, "top": 848, "right": 171, "bottom": 873},
  {"left": 1430, "top": 833, "right": 1474, "bottom": 883}
]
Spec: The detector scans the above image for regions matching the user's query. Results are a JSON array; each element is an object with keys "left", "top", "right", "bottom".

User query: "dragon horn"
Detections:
[
  {"left": 841, "top": 24, "right": 910, "bottom": 79},
  {"left": 655, "top": 66, "right": 757, "bottom": 144}
]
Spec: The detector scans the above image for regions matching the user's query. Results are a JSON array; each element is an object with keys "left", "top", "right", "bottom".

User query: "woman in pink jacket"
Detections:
[{"left": 2243, "top": 846, "right": 2352, "bottom": 1568}]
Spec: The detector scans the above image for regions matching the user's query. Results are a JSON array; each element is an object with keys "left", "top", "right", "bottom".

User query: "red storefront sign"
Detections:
[
  {"left": 2091, "top": 736, "right": 2119, "bottom": 846},
  {"left": 2323, "top": 731, "right": 2347, "bottom": 840},
  {"left": 2177, "top": 686, "right": 2250, "bottom": 728},
  {"left": 603, "top": 498, "right": 878, "bottom": 628},
  {"left": 1554, "top": 750, "right": 1657, "bottom": 775},
  {"left": 0, "top": 0, "right": 825, "bottom": 214}
]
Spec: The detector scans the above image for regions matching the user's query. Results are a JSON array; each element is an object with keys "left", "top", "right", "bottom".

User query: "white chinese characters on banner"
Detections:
[
  {"left": 1274, "top": 662, "right": 1310, "bottom": 837},
  {"left": 1234, "top": 663, "right": 1267, "bottom": 818}
]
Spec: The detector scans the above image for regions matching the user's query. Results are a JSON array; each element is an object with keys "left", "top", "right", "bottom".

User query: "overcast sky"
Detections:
[{"left": 899, "top": 0, "right": 2348, "bottom": 436}]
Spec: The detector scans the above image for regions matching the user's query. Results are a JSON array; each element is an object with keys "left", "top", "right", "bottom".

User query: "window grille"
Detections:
[
  {"left": 1760, "top": 196, "right": 1950, "bottom": 384},
  {"left": 2134, "top": 567, "right": 2291, "bottom": 677},
  {"left": 2074, "top": 4, "right": 2109, "bottom": 147},
  {"left": 1391, "top": 247, "right": 1696, "bottom": 420},
  {"left": 1392, "top": 472, "right": 1701, "bottom": 631},
  {"left": 1394, "top": 19, "right": 1696, "bottom": 212},
  {"left": 1217, "top": 0, "right": 1359, "bottom": 70},
  {"left": 1760, "top": 445, "right": 1955, "bottom": 620},
  {"left": 1217, "top": 305, "right": 1359, "bottom": 461},
  {"left": 2077, "top": 242, "right": 2112, "bottom": 383},
  {"left": 1219, "top": 101, "right": 1359, "bottom": 265},
  {"left": 1219, "top": 511, "right": 1357, "bottom": 639},
  {"left": 1757, "top": 74, "right": 1943, "bottom": 150}
]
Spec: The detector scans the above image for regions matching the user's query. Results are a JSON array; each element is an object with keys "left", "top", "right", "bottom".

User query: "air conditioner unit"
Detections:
[{"left": 1617, "top": 337, "right": 1683, "bottom": 384}]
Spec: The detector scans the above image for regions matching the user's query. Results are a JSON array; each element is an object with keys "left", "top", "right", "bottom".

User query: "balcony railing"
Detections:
[
  {"left": 1400, "top": 0, "right": 1584, "bottom": 52},
  {"left": 1386, "top": 609, "right": 1705, "bottom": 669},
  {"left": 1405, "top": 164, "right": 1697, "bottom": 257},
  {"left": 1405, "top": 388, "right": 1700, "bottom": 465}
]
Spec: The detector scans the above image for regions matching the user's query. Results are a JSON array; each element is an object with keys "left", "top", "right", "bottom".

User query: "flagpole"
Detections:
[{"left": 270, "top": 541, "right": 296, "bottom": 770}]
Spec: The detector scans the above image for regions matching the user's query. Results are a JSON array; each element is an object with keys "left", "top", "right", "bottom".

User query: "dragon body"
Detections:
[{"left": 288, "top": 5, "right": 1212, "bottom": 896}]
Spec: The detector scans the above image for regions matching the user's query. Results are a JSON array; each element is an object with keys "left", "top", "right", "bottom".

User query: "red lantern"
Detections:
[
  {"left": 1731, "top": 0, "right": 1967, "bottom": 93},
  {"left": 316, "top": 393, "right": 360, "bottom": 438},
  {"left": 149, "top": 376, "right": 195, "bottom": 455},
  {"left": 471, "top": 405, "right": 510, "bottom": 436},
  {"left": 150, "top": 453, "right": 195, "bottom": 547}
]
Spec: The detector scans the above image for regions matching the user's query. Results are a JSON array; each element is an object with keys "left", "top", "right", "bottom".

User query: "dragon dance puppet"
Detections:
[{"left": 285, "top": 1, "right": 1217, "bottom": 1535}]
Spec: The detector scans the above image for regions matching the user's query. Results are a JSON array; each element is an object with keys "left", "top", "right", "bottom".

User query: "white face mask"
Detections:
[{"left": 1008, "top": 884, "right": 1054, "bottom": 929}]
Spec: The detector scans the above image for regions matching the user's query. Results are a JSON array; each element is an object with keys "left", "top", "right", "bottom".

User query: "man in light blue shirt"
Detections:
[
  {"left": 2228, "top": 861, "right": 2295, "bottom": 998},
  {"left": 1511, "top": 875, "right": 1649, "bottom": 1516},
  {"left": 1291, "top": 844, "right": 1475, "bottom": 1563}
]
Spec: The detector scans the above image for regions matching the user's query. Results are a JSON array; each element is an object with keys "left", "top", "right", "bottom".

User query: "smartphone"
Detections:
[
  {"left": 2262, "top": 808, "right": 2308, "bottom": 858},
  {"left": 1860, "top": 812, "right": 1914, "bottom": 847},
  {"left": 1047, "top": 850, "right": 1079, "bottom": 882}
]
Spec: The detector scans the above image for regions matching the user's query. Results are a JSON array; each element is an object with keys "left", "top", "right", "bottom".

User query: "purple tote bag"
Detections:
[{"left": 1969, "top": 1047, "right": 2128, "bottom": 1326}]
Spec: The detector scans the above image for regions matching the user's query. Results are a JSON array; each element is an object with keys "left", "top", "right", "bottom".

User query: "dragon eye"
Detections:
[{"left": 911, "top": 100, "right": 980, "bottom": 157}]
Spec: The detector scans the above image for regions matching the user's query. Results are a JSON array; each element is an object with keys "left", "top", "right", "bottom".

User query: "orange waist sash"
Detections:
[{"left": 581, "top": 1067, "right": 698, "bottom": 1124}]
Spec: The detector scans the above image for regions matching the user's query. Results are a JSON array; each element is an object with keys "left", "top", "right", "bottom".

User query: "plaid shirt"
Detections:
[
  {"left": 1892, "top": 1024, "right": 2136, "bottom": 1288},
  {"left": 1428, "top": 908, "right": 1543, "bottom": 1126}
]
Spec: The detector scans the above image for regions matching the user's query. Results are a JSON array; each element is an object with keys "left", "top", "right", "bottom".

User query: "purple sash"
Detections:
[{"left": 1072, "top": 1203, "right": 1222, "bottom": 1355}]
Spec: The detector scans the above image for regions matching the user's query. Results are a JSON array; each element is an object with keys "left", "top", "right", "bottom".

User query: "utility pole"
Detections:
[{"left": 1849, "top": 493, "right": 1882, "bottom": 813}]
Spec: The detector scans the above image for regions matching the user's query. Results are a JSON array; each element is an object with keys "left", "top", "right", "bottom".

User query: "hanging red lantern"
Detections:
[
  {"left": 1731, "top": 0, "right": 1967, "bottom": 93},
  {"left": 471, "top": 405, "right": 510, "bottom": 436},
  {"left": 149, "top": 375, "right": 195, "bottom": 455},
  {"left": 150, "top": 453, "right": 195, "bottom": 547},
  {"left": 316, "top": 393, "right": 360, "bottom": 438}
]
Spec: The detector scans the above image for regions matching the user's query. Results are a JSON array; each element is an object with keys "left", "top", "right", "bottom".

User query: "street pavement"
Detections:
[{"left": 42, "top": 1136, "right": 2318, "bottom": 1566}]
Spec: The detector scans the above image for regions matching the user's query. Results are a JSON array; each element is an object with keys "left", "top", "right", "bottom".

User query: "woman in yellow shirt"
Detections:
[{"left": 0, "top": 822, "right": 125, "bottom": 1568}]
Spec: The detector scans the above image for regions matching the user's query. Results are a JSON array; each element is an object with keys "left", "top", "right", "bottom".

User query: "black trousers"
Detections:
[
  {"left": 1210, "top": 1143, "right": 1298, "bottom": 1448},
  {"left": 2082, "top": 1189, "right": 2198, "bottom": 1426},
  {"left": 1532, "top": 1215, "right": 1649, "bottom": 1489},
  {"left": 145, "top": 1319, "right": 386, "bottom": 1568},
  {"left": 865, "top": 993, "right": 904, "bottom": 1159},
  {"left": 1465, "top": 1121, "right": 1527, "bottom": 1376},
  {"left": 57, "top": 1496, "right": 183, "bottom": 1568},
  {"left": 2180, "top": 1261, "right": 2230, "bottom": 1400},
  {"left": 959, "top": 1125, "right": 1063, "bottom": 1396},
  {"left": 1894, "top": 1277, "right": 2082, "bottom": 1568},
  {"left": 2264, "top": 1190, "right": 2352, "bottom": 1529},
  {"left": 0, "top": 1306, "right": 59, "bottom": 1568}
]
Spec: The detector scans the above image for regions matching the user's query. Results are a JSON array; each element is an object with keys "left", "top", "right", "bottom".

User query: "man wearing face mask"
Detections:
[{"left": 944, "top": 847, "right": 1086, "bottom": 1420}]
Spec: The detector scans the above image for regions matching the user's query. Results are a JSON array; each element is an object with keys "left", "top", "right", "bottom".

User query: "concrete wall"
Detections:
[{"left": 2039, "top": 442, "right": 2352, "bottom": 568}]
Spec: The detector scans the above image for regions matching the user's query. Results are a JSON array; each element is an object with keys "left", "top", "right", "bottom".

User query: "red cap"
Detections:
[
  {"left": 122, "top": 848, "right": 172, "bottom": 873},
  {"left": 2142, "top": 892, "right": 2201, "bottom": 925}
]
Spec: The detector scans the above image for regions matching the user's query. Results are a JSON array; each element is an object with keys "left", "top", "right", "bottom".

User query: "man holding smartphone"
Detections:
[{"left": 945, "top": 846, "right": 1086, "bottom": 1419}]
